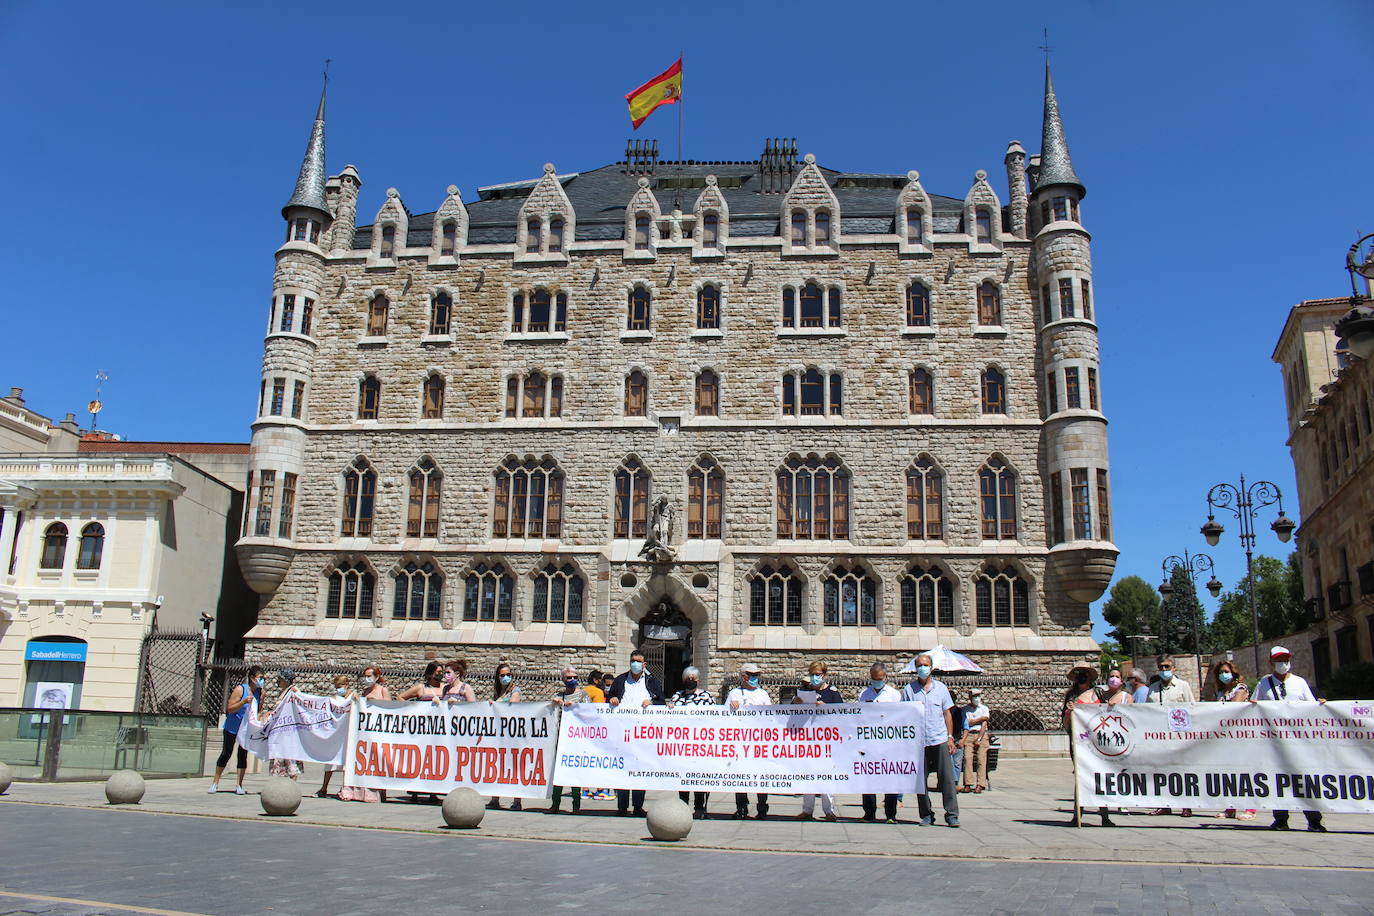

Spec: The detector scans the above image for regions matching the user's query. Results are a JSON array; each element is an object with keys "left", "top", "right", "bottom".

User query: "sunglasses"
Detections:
[{"left": 1158, "top": 665, "right": 1173, "bottom": 670}]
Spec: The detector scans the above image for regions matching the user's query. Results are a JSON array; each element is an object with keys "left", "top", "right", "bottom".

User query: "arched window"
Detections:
[
  {"left": 981, "top": 367, "right": 1006, "bottom": 415},
  {"left": 463, "top": 562, "right": 513, "bottom": 621},
  {"left": 777, "top": 454, "right": 850, "bottom": 540},
  {"left": 526, "top": 218, "right": 542, "bottom": 253},
  {"left": 695, "top": 370, "right": 719, "bottom": 417},
  {"left": 614, "top": 457, "right": 651, "bottom": 538},
  {"left": 326, "top": 561, "right": 375, "bottom": 619},
  {"left": 393, "top": 561, "right": 442, "bottom": 620},
  {"left": 627, "top": 287, "right": 652, "bottom": 331},
  {"left": 379, "top": 225, "right": 395, "bottom": 258},
  {"left": 905, "top": 457, "right": 943, "bottom": 539},
  {"left": 254, "top": 470, "right": 276, "bottom": 536},
  {"left": 906, "top": 282, "right": 931, "bottom": 327},
  {"left": 799, "top": 282, "right": 824, "bottom": 327},
  {"left": 358, "top": 376, "right": 381, "bottom": 420},
  {"left": 979, "top": 457, "right": 1017, "bottom": 540},
  {"left": 525, "top": 371, "right": 547, "bottom": 418},
  {"left": 77, "top": 522, "right": 105, "bottom": 570},
  {"left": 279, "top": 294, "right": 295, "bottom": 333},
  {"left": 430, "top": 292, "right": 452, "bottom": 336},
  {"left": 814, "top": 210, "right": 832, "bottom": 246},
  {"left": 532, "top": 563, "right": 584, "bottom": 623},
  {"left": 687, "top": 456, "right": 724, "bottom": 539},
  {"left": 909, "top": 368, "right": 934, "bottom": 416},
  {"left": 782, "top": 283, "right": 841, "bottom": 329},
  {"left": 901, "top": 565, "right": 954, "bottom": 626},
  {"left": 749, "top": 564, "right": 803, "bottom": 626},
  {"left": 511, "top": 292, "right": 525, "bottom": 332},
  {"left": 493, "top": 457, "right": 563, "bottom": 538},
  {"left": 367, "top": 294, "right": 389, "bottom": 337},
  {"left": 528, "top": 290, "right": 552, "bottom": 332},
  {"left": 790, "top": 210, "right": 806, "bottom": 246},
  {"left": 977, "top": 281, "right": 1002, "bottom": 326},
  {"left": 905, "top": 208, "right": 924, "bottom": 244},
  {"left": 781, "top": 370, "right": 842, "bottom": 416},
  {"left": 975, "top": 208, "right": 992, "bottom": 243},
  {"left": 624, "top": 370, "right": 648, "bottom": 417},
  {"left": 697, "top": 285, "right": 720, "bottom": 329},
  {"left": 407, "top": 458, "right": 441, "bottom": 538},
  {"left": 634, "top": 214, "right": 652, "bottom": 250},
  {"left": 975, "top": 564, "right": 1030, "bottom": 627},
  {"left": 342, "top": 458, "right": 377, "bottom": 537},
  {"left": 440, "top": 220, "right": 457, "bottom": 257},
  {"left": 422, "top": 375, "right": 445, "bottom": 420},
  {"left": 548, "top": 217, "right": 564, "bottom": 253},
  {"left": 823, "top": 565, "right": 876, "bottom": 626},
  {"left": 40, "top": 522, "right": 68, "bottom": 569},
  {"left": 700, "top": 212, "right": 719, "bottom": 248}
]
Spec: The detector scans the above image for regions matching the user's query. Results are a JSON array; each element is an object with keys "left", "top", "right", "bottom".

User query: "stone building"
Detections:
[
  {"left": 236, "top": 65, "right": 1116, "bottom": 692},
  {"left": 1273, "top": 295, "right": 1374, "bottom": 686}
]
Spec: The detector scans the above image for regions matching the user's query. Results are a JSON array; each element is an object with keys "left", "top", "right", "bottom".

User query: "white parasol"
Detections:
[{"left": 901, "top": 645, "right": 984, "bottom": 674}]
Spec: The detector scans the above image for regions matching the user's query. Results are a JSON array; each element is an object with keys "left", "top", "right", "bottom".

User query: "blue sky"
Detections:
[{"left": 2, "top": 1, "right": 1371, "bottom": 640}]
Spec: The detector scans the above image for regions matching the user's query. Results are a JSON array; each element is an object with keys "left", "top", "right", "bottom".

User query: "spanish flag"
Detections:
[{"left": 625, "top": 58, "right": 682, "bottom": 130}]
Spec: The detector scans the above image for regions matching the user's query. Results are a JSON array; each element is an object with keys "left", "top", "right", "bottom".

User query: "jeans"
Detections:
[{"left": 918, "top": 743, "right": 959, "bottom": 821}]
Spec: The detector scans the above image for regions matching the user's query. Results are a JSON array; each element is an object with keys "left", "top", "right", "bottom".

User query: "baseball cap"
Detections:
[
  {"left": 1270, "top": 646, "right": 1292, "bottom": 659},
  {"left": 741, "top": 662, "right": 762, "bottom": 674}
]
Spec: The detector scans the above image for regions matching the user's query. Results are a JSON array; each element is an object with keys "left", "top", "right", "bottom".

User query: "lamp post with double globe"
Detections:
[{"left": 1157, "top": 550, "right": 1222, "bottom": 689}]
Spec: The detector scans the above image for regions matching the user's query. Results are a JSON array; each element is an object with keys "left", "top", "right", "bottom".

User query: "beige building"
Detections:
[
  {"left": 0, "top": 391, "right": 253, "bottom": 711},
  {"left": 237, "top": 65, "right": 1116, "bottom": 692},
  {"left": 1274, "top": 296, "right": 1374, "bottom": 686}
]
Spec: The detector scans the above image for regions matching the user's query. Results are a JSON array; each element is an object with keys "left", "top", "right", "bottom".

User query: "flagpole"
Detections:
[{"left": 674, "top": 52, "right": 685, "bottom": 211}]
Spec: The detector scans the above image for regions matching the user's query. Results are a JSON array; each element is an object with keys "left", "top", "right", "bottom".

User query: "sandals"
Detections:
[
  {"left": 315, "top": 789, "right": 329, "bottom": 798},
  {"left": 1238, "top": 810, "right": 1257, "bottom": 820}
]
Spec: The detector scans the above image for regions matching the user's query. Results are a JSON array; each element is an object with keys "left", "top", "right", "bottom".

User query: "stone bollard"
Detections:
[
  {"left": 260, "top": 777, "right": 302, "bottom": 816},
  {"left": 0, "top": 761, "right": 12, "bottom": 794},
  {"left": 441, "top": 788, "right": 485, "bottom": 829},
  {"left": 104, "top": 769, "right": 146, "bottom": 805},
  {"left": 645, "top": 797, "right": 693, "bottom": 841}
]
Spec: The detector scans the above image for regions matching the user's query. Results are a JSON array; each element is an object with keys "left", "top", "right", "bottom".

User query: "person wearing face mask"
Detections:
[
  {"left": 859, "top": 663, "right": 902, "bottom": 822},
  {"left": 1252, "top": 646, "right": 1325, "bottom": 832},
  {"left": 584, "top": 669, "right": 606, "bottom": 704},
  {"left": 1062, "top": 664, "right": 1114, "bottom": 826},
  {"left": 900, "top": 653, "right": 960, "bottom": 827},
  {"left": 726, "top": 662, "right": 773, "bottom": 819},
  {"left": 441, "top": 658, "right": 477, "bottom": 705},
  {"left": 548, "top": 665, "right": 590, "bottom": 814},
  {"left": 794, "top": 661, "right": 843, "bottom": 821},
  {"left": 670, "top": 666, "right": 716, "bottom": 818},
  {"left": 487, "top": 662, "right": 525, "bottom": 810},
  {"left": 359, "top": 664, "right": 390, "bottom": 701},
  {"left": 1203, "top": 660, "right": 1254, "bottom": 820},
  {"left": 1128, "top": 669, "right": 1151, "bottom": 704},
  {"left": 316, "top": 675, "right": 356, "bottom": 798},
  {"left": 608, "top": 651, "right": 664, "bottom": 815},
  {"left": 266, "top": 670, "right": 305, "bottom": 780},
  {"left": 399, "top": 661, "right": 447, "bottom": 702},
  {"left": 1145, "top": 654, "right": 1195, "bottom": 816},
  {"left": 208, "top": 665, "right": 265, "bottom": 795},
  {"left": 959, "top": 688, "right": 991, "bottom": 794}
]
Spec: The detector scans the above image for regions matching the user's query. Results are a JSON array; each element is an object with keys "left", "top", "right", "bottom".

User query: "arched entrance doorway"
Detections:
[{"left": 637, "top": 599, "right": 692, "bottom": 695}]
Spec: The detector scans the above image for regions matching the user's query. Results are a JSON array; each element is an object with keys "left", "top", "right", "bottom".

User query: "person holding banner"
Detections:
[
  {"left": 317, "top": 675, "right": 355, "bottom": 797},
  {"left": 795, "top": 661, "right": 843, "bottom": 821},
  {"left": 727, "top": 662, "right": 773, "bottom": 819},
  {"left": 1145, "top": 655, "right": 1194, "bottom": 817},
  {"left": 207, "top": 665, "right": 264, "bottom": 795},
  {"left": 488, "top": 662, "right": 524, "bottom": 811},
  {"left": 399, "top": 661, "right": 446, "bottom": 703},
  {"left": 1201, "top": 659, "right": 1256, "bottom": 821},
  {"left": 609, "top": 651, "right": 664, "bottom": 816},
  {"left": 549, "top": 665, "right": 589, "bottom": 814},
  {"left": 1253, "top": 646, "right": 1326, "bottom": 832},
  {"left": 441, "top": 658, "right": 477, "bottom": 704},
  {"left": 266, "top": 669, "right": 305, "bottom": 780},
  {"left": 860, "top": 663, "right": 903, "bottom": 822},
  {"left": 1128, "top": 669, "right": 1151, "bottom": 704},
  {"left": 1063, "top": 664, "right": 1114, "bottom": 827},
  {"left": 902, "top": 654, "right": 960, "bottom": 827},
  {"left": 360, "top": 664, "right": 390, "bottom": 702},
  {"left": 669, "top": 666, "right": 716, "bottom": 819}
]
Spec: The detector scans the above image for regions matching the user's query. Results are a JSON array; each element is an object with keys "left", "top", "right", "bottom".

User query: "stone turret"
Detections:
[{"left": 1031, "top": 63, "right": 1117, "bottom": 604}]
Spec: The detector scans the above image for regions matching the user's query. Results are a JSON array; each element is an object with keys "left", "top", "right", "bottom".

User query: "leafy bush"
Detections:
[{"left": 1322, "top": 663, "right": 1374, "bottom": 701}]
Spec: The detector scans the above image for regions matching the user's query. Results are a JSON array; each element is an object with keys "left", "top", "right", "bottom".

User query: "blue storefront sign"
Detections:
[{"left": 25, "top": 641, "right": 88, "bottom": 663}]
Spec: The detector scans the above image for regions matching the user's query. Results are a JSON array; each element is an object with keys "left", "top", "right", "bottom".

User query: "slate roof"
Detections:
[{"left": 351, "top": 161, "right": 977, "bottom": 249}]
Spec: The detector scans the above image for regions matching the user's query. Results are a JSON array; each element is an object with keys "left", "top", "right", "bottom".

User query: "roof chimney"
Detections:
[
  {"left": 624, "top": 139, "right": 660, "bottom": 175},
  {"left": 5, "top": 386, "right": 23, "bottom": 405}
]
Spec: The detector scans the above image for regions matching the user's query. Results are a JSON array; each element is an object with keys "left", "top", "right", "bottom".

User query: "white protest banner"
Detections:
[
  {"left": 1073, "top": 701, "right": 1374, "bottom": 814},
  {"left": 237, "top": 691, "right": 350, "bottom": 765},
  {"left": 345, "top": 699, "right": 559, "bottom": 798},
  {"left": 552, "top": 703, "right": 924, "bottom": 794}
]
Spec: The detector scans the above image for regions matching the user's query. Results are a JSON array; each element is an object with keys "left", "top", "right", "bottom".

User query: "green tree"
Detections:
[
  {"left": 1100, "top": 576, "right": 1161, "bottom": 652},
  {"left": 1207, "top": 552, "right": 1311, "bottom": 652},
  {"left": 1097, "top": 639, "right": 1127, "bottom": 677},
  {"left": 1160, "top": 564, "right": 1206, "bottom": 655}
]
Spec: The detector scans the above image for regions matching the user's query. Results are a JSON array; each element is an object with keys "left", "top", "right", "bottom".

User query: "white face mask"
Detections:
[{"left": 1274, "top": 661, "right": 1291, "bottom": 676}]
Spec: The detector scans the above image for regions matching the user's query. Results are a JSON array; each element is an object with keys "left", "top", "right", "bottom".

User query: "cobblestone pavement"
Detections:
[
  {"left": 0, "top": 804, "right": 1371, "bottom": 915},
  {"left": 4, "top": 758, "right": 1370, "bottom": 870}
]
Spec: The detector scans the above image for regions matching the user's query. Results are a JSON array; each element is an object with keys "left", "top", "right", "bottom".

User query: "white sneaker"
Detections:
[
  {"left": 206, "top": 783, "right": 219, "bottom": 794},
  {"left": 234, "top": 785, "right": 247, "bottom": 795}
]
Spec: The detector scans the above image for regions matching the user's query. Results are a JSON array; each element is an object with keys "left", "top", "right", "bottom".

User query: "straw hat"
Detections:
[{"left": 1065, "top": 664, "right": 1097, "bottom": 683}]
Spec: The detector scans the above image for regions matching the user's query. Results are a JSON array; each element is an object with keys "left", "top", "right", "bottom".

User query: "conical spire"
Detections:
[
  {"left": 1037, "top": 61, "right": 1084, "bottom": 197},
  {"left": 282, "top": 84, "right": 328, "bottom": 216}
]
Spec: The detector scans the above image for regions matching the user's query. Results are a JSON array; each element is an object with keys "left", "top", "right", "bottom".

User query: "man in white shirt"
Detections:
[
  {"left": 900, "top": 653, "right": 959, "bottom": 827},
  {"left": 726, "top": 662, "right": 773, "bottom": 819},
  {"left": 1253, "top": 645, "right": 1326, "bottom": 832},
  {"left": 1145, "top": 654, "right": 1195, "bottom": 704},
  {"left": 860, "top": 662, "right": 902, "bottom": 822},
  {"left": 960, "top": 688, "right": 991, "bottom": 793},
  {"left": 607, "top": 650, "right": 665, "bottom": 816}
]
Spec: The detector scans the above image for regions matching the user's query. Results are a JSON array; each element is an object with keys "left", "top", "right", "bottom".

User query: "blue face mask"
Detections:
[
  {"left": 564, "top": 678, "right": 579, "bottom": 690},
  {"left": 335, "top": 687, "right": 347, "bottom": 697},
  {"left": 253, "top": 677, "right": 265, "bottom": 689},
  {"left": 915, "top": 665, "right": 932, "bottom": 679},
  {"left": 499, "top": 674, "right": 512, "bottom": 686},
  {"left": 870, "top": 679, "right": 886, "bottom": 691},
  {"left": 629, "top": 661, "right": 644, "bottom": 675},
  {"left": 1218, "top": 672, "right": 1234, "bottom": 684},
  {"left": 747, "top": 676, "right": 760, "bottom": 688},
  {"left": 809, "top": 674, "right": 823, "bottom": 687},
  {"left": 1159, "top": 670, "right": 1173, "bottom": 681}
]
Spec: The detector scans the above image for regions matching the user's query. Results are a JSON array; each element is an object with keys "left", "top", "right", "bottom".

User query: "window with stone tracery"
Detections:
[
  {"left": 974, "top": 564, "right": 1029, "bottom": 627},
  {"left": 393, "top": 561, "right": 442, "bottom": 620},
  {"left": 532, "top": 563, "right": 584, "bottom": 623},
  {"left": 749, "top": 564, "right": 803, "bottom": 626},
  {"left": 776, "top": 454, "right": 849, "bottom": 540},
  {"left": 493, "top": 457, "right": 563, "bottom": 538}
]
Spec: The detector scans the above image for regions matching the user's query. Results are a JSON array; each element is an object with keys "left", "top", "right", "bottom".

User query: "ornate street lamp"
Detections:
[
  {"left": 1159, "top": 550, "right": 1217, "bottom": 688},
  {"left": 1201, "top": 476, "right": 1293, "bottom": 676},
  {"left": 1336, "top": 234, "right": 1374, "bottom": 360}
]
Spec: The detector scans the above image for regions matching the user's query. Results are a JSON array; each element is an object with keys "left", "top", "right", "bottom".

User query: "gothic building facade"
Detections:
[{"left": 236, "top": 66, "right": 1115, "bottom": 690}]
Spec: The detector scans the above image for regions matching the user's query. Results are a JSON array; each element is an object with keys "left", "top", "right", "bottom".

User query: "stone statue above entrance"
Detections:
[{"left": 638, "top": 495, "right": 676, "bottom": 563}]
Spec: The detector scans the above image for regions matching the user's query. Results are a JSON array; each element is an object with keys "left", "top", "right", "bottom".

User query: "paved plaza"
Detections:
[{"left": 2, "top": 758, "right": 1372, "bottom": 914}]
